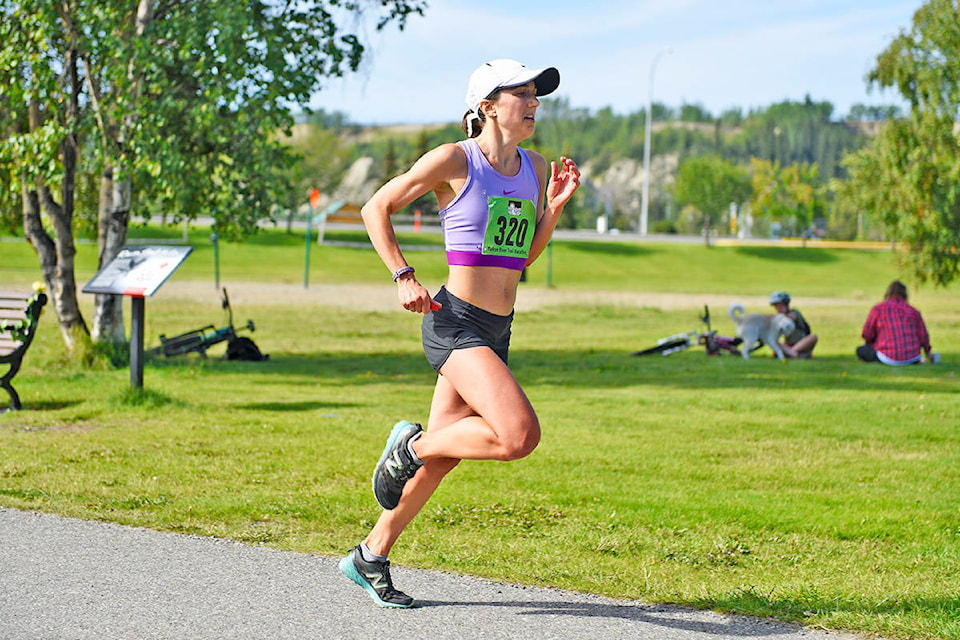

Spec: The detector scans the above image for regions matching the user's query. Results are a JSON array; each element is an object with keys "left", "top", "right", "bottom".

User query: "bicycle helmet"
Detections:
[{"left": 769, "top": 290, "right": 791, "bottom": 305}]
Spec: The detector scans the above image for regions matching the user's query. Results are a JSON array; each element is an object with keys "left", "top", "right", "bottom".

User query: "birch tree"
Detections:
[{"left": 0, "top": 0, "right": 425, "bottom": 351}]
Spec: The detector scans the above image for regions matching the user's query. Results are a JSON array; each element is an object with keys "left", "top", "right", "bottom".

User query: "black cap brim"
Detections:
[{"left": 533, "top": 67, "right": 560, "bottom": 97}]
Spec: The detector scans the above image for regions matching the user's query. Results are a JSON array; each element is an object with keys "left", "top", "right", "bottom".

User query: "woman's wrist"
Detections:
[
  {"left": 392, "top": 266, "right": 415, "bottom": 282},
  {"left": 544, "top": 201, "right": 565, "bottom": 222}
]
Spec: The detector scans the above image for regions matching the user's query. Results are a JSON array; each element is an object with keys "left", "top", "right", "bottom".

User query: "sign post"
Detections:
[
  {"left": 211, "top": 232, "right": 220, "bottom": 290},
  {"left": 305, "top": 188, "right": 321, "bottom": 289},
  {"left": 130, "top": 297, "right": 146, "bottom": 388},
  {"left": 83, "top": 245, "right": 193, "bottom": 389},
  {"left": 546, "top": 241, "right": 554, "bottom": 288}
]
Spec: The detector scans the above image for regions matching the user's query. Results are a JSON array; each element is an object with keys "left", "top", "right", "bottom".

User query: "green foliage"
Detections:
[
  {"left": 824, "top": 178, "right": 862, "bottom": 241},
  {"left": 382, "top": 140, "right": 398, "bottom": 181},
  {"left": 274, "top": 121, "right": 351, "bottom": 227},
  {"left": 842, "top": 0, "right": 960, "bottom": 286},
  {"left": 733, "top": 97, "right": 865, "bottom": 180},
  {"left": 127, "top": 0, "right": 425, "bottom": 238},
  {"left": 534, "top": 96, "right": 867, "bottom": 183},
  {"left": 0, "top": 295, "right": 41, "bottom": 343},
  {"left": 847, "top": 103, "right": 903, "bottom": 121},
  {"left": 341, "top": 95, "right": 873, "bottom": 193},
  {"left": 652, "top": 218, "right": 678, "bottom": 234},
  {"left": 406, "top": 129, "right": 440, "bottom": 217},
  {"left": 750, "top": 158, "right": 825, "bottom": 237},
  {"left": 673, "top": 155, "right": 751, "bottom": 233},
  {"left": 331, "top": 95, "right": 880, "bottom": 236},
  {"left": 0, "top": 0, "right": 428, "bottom": 348}
]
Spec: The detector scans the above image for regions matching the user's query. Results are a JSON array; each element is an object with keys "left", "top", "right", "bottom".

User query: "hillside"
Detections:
[{"left": 294, "top": 98, "right": 891, "bottom": 239}]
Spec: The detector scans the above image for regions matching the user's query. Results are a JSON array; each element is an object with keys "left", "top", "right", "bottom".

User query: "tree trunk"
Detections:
[
  {"left": 21, "top": 185, "right": 88, "bottom": 352},
  {"left": 90, "top": 0, "right": 155, "bottom": 346},
  {"left": 91, "top": 168, "right": 130, "bottom": 345},
  {"left": 21, "top": 87, "right": 89, "bottom": 352}
]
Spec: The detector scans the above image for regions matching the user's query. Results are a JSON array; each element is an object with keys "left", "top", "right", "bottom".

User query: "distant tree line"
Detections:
[
  {"left": 333, "top": 95, "right": 897, "bottom": 180},
  {"left": 306, "top": 95, "right": 899, "bottom": 242}
]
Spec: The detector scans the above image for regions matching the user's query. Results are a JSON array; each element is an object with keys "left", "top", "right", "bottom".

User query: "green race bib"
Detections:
[{"left": 483, "top": 196, "right": 535, "bottom": 258}]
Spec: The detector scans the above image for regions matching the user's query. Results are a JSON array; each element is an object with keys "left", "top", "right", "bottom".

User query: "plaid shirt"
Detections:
[{"left": 861, "top": 297, "right": 930, "bottom": 362}]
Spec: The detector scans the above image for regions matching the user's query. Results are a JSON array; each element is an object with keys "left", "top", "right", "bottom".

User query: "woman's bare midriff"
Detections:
[{"left": 445, "top": 265, "right": 522, "bottom": 316}]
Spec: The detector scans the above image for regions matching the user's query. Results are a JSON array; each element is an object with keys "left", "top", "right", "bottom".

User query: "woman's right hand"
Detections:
[{"left": 397, "top": 275, "right": 441, "bottom": 314}]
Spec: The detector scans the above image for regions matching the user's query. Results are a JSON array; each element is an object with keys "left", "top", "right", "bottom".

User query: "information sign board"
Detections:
[
  {"left": 82, "top": 245, "right": 193, "bottom": 389},
  {"left": 82, "top": 245, "right": 192, "bottom": 297}
]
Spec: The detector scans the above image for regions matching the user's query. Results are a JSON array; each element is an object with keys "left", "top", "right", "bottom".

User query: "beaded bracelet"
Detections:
[{"left": 392, "top": 266, "right": 415, "bottom": 282}]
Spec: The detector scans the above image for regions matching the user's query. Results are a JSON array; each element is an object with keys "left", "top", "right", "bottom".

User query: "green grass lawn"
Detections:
[{"left": 2, "top": 228, "right": 959, "bottom": 639}]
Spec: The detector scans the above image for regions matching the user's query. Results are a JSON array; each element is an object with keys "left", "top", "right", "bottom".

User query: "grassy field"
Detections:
[{"left": 2, "top": 228, "right": 959, "bottom": 639}]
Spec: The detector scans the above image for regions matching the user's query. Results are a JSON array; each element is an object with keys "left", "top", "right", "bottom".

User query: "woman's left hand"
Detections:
[{"left": 546, "top": 156, "right": 581, "bottom": 211}]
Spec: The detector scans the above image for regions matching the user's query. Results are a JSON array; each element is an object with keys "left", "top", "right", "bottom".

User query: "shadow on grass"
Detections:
[
  {"left": 523, "top": 350, "right": 956, "bottom": 394},
  {"left": 237, "top": 400, "right": 358, "bottom": 412},
  {"left": 6, "top": 400, "right": 84, "bottom": 412},
  {"left": 146, "top": 349, "right": 957, "bottom": 396},
  {"left": 110, "top": 387, "right": 182, "bottom": 409},
  {"left": 734, "top": 246, "right": 839, "bottom": 263},
  {"left": 694, "top": 590, "right": 960, "bottom": 638},
  {"left": 562, "top": 241, "right": 654, "bottom": 257}
]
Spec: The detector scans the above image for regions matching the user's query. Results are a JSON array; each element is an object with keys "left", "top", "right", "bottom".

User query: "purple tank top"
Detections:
[{"left": 440, "top": 139, "right": 541, "bottom": 271}]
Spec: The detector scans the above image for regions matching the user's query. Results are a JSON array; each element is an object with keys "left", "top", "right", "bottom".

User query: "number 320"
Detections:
[{"left": 493, "top": 216, "right": 529, "bottom": 247}]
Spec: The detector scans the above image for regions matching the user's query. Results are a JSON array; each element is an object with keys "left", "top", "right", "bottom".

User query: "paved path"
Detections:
[{"left": 0, "top": 508, "right": 871, "bottom": 640}]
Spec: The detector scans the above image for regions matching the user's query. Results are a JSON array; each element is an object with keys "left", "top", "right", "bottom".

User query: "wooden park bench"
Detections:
[{"left": 1, "top": 290, "right": 48, "bottom": 412}]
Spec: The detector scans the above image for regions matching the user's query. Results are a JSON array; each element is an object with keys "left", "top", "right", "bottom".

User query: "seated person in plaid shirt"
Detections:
[{"left": 856, "top": 280, "right": 935, "bottom": 365}]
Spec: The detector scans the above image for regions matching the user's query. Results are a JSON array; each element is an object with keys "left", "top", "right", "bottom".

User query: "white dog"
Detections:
[{"left": 728, "top": 303, "right": 796, "bottom": 361}]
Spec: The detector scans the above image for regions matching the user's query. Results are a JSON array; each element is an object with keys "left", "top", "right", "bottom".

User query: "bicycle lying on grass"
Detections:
[
  {"left": 149, "top": 288, "right": 267, "bottom": 360},
  {"left": 631, "top": 305, "right": 760, "bottom": 357}
]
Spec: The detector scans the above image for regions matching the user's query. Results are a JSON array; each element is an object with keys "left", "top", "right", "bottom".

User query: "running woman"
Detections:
[{"left": 339, "top": 59, "right": 581, "bottom": 608}]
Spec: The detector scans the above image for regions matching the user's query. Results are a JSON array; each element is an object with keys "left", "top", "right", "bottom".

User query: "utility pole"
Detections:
[{"left": 640, "top": 47, "right": 673, "bottom": 236}]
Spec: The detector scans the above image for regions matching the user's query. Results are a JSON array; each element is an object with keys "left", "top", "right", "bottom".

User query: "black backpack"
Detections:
[{"left": 226, "top": 336, "right": 268, "bottom": 361}]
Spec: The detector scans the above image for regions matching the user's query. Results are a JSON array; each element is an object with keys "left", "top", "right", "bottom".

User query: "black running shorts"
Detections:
[{"left": 421, "top": 286, "right": 513, "bottom": 372}]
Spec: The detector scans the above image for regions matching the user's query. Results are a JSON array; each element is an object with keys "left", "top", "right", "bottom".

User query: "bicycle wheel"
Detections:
[{"left": 631, "top": 336, "right": 690, "bottom": 356}]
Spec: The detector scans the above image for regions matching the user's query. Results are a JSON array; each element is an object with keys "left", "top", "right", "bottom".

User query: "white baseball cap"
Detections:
[{"left": 464, "top": 59, "right": 560, "bottom": 116}]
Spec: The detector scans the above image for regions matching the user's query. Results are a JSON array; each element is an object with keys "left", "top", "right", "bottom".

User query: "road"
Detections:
[{"left": 0, "top": 508, "right": 873, "bottom": 640}]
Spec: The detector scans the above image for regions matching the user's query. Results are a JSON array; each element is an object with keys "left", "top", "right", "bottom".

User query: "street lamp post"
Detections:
[{"left": 640, "top": 47, "right": 673, "bottom": 236}]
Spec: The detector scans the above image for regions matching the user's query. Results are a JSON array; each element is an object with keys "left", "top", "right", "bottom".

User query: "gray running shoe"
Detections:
[
  {"left": 372, "top": 421, "right": 424, "bottom": 510},
  {"left": 338, "top": 546, "right": 414, "bottom": 608}
]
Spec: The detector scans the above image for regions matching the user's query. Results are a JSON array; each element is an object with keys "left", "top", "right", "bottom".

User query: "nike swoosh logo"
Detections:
[{"left": 504, "top": 190, "right": 517, "bottom": 195}]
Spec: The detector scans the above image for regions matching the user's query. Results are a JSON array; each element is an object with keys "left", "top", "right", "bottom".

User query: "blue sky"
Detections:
[{"left": 308, "top": 0, "right": 919, "bottom": 125}]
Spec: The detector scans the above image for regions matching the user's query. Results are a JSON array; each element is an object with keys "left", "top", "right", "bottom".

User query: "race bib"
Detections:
[{"left": 482, "top": 196, "right": 535, "bottom": 258}]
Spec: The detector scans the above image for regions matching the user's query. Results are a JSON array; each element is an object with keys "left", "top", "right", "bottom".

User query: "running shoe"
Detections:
[
  {"left": 338, "top": 546, "right": 414, "bottom": 608},
  {"left": 372, "top": 420, "right": 424, "bottom": 510}
]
